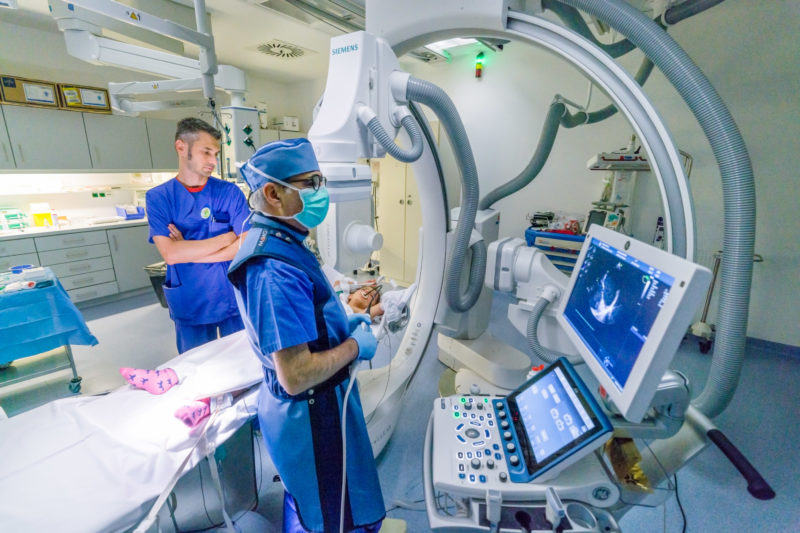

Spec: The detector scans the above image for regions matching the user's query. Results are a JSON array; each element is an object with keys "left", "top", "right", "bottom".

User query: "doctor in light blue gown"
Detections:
[
  {"left": 146, "top": 118, "right": 250, "bottom": 353},
  {"left": 228, "top": 139, "right": 385, "bottom": 533}
]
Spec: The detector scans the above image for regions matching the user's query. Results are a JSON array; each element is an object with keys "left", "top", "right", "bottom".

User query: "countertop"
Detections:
[{"left": 0, "top": 219, "right": 149, "bottom": 242}]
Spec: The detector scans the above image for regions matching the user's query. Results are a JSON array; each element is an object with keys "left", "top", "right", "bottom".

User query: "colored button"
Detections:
[
  {"left": 479, "top": 475, "right": 487, "bottom": 483},
  {"left": 457, "top": 435, "right": 465, "bottom": 443},
  {"left": 465, "top": 428, "right": 480, "bottom": 439},
  {"left": 485, "top": 430, "right": 491, "bottom": 438},
  {"left": 459, "top": 473, "right": 466, "bottom": 480},
  {"left": 469, "top": 474, "right": 476, "bottom": 483}
]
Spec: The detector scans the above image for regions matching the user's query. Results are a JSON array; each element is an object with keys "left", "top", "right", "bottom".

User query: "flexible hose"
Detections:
[
  {"left": 560, "top": 56, "right": 655, "bottom": 127},
  {"left": 542, "top": 0, "right": 665, "bottom": 58},
  {"left": 479, "top": 102, "right": 565, "bottom": 210},
  {"left": 526, "top": 298, "right": 580, "bottom": 364},
  {"left": 557, "top": 0, "right": 755, "bottom": 418},
  {"left": 364, "top": 113, "right": 424, "bottom": 163},
  {"left": 664, "top": 0, "right": 727, "bottom": 25},
  {"left": 406, "top": 76, "right": 486, "bottom": 312}
]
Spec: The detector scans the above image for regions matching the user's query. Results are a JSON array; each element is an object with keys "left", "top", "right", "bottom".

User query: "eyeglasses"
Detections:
[{"left": 288, "top": 174, "right": 327, "bottom": 191}]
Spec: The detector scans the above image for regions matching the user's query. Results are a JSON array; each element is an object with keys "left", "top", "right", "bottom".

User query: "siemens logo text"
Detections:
[{"left": 331, "top": 44, "right": 359, "bottom": 55}]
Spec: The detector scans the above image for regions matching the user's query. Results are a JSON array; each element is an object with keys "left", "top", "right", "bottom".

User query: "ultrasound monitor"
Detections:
[{"left": 558, "top": 225, "right": 711, "bottom": 423}]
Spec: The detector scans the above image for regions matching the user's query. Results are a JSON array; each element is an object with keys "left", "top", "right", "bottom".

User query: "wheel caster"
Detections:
[
  {"left": 69, "top": 377, "right": 82, "bottom": 393},
  {"left": 699, "top": 339, "right": 712, "bottom": 354}
]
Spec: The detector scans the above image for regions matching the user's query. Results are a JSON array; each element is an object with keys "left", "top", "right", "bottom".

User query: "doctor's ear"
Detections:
[{"left": 263, "top": 183, "right": 284, "bottom": 207}]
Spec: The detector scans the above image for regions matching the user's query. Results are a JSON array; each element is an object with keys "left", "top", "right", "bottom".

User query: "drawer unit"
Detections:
[
  {"left": 38, "top": 243, "right": 111, "bottom": 266},
  {"left": 49, "top": 256, "right": 114, "bottom": 278},
  {"left": 0, "top": 252, "right": 39, "bottom": 272},
  {"left": 34, "top": 231, "right": 108, "bottom": 252},
  {"left": 34, "top": 229, "right": 120, "bottom": 303},
  {"left": 60, "top": 268, "right": 116, "bottom": 291},
  {"left": 0, "top": 238, "right": 36, "bottom": 257},
  {"left": 67, "top": 281, "right": 119, "bottom": 303}
]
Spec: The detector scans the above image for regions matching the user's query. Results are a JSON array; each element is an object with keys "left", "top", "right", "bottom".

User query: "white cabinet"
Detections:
[
  {"left": 146, "top": 118, "right": 178, "bottom": 170},
  {"left": 107, "top": 225, "right": 162, "bottom": 292},
  {"left": 374, "top": 122, "right": 438, "bottom": 285},
  {"left": 0, "top": 237, "right": 38, "bottom": 271},
  {"left": 0, "top": 107, "right": 15, "bottom": 169},
  {"left": 83, "top": 113, "right": 152, "bottom": 170},
  {"left": 2, "top": 105, "right": 92, "bottom": 170},
  {"left": 33, "top": 229, "right": 119, "bottom": 302}
]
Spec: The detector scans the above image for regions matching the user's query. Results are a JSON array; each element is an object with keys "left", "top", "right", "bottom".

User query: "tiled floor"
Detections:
[{"left": 1, "top": 290, "right": 798, "bottom": 532}]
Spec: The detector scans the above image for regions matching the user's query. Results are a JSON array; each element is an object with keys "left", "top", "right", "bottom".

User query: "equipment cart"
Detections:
[{"left": 0, "top": 267, "right": 97, "bottom": 395}]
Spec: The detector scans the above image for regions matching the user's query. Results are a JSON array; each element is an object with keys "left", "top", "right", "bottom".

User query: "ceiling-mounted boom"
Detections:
[{"left": 50, "top": 0, "right": 247, "bottom": 114}]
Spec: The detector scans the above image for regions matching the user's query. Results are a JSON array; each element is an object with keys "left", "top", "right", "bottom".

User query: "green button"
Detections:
[
  {"left": 243, "top": 125, "right": 253, "bottom": 135},
  {"left": 460, "top": 397, "right": 466, "bottom": 403},
  {"left": 453, "top": 412, "right": 460, "bottom": 418}
]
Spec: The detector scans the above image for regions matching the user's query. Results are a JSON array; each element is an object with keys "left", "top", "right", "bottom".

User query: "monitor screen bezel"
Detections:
[
  {"left": 556, "top": 224, "right": 711, "bottom": 423},
  {"left": 506, "top": 358, "right": 612, "bottom": 478}
]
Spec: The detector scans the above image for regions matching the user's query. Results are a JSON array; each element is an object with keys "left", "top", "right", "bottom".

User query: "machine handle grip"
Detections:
[{"left": 707, "top": 428, "right": 775, "bottom": 500}]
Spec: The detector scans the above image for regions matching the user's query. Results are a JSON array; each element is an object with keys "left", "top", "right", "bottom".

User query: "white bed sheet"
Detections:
[{"left": 0, "top": 330, "right": 263, "bottom": 533}]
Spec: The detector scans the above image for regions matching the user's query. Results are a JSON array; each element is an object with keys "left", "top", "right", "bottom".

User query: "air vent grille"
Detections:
[{"left": 257, "top": 39, "right": 306, "bottom": 59}]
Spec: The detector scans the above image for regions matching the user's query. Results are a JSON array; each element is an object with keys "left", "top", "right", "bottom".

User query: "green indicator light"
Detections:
[
  {"left": 453, "top": 412, "right": 460, "bottom": 418},
  {"left": 460, "top": 397, "right": 466, "bottom": 403},
  {"left": 484, "top": 398, "right": 489, "bottom": 403}
]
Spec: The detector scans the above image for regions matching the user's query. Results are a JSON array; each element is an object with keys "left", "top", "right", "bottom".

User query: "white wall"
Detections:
[{"left": 402, "top": 1, "right": 799, "bottom": 347}]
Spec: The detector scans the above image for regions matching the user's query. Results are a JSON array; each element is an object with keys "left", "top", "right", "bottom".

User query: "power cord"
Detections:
[{"left": 673, "top": 474, "right": 687, "bottom": 533}]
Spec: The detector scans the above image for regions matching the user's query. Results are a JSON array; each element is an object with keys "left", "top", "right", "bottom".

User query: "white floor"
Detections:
[{"left": 2, "top": 290, "right": 799, "bottom": 532}]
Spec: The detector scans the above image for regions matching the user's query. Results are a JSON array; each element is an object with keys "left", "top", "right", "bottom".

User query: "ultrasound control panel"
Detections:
[
  {"left": 431, "top": 359, "right": 613, "bottom": 499},
  {"left": 431, "top": 395, "right": 510, "bottom": 494}
]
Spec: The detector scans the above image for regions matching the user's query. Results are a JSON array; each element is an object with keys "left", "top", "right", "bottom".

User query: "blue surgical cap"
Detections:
[{"left": 241, "top": 138, "right": 320, "bottom": 190}]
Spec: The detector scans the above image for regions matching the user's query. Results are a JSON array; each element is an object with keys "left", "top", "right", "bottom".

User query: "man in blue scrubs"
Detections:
[
  {"left": 146, "top": 118, "right": 250, "bottom": 353},
  {"left": 228, "top": 139, "right": 385, "bottom": 533}
]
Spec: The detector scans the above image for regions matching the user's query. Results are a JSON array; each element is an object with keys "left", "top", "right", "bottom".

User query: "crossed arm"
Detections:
[{"left": 152, "top": 224, "right": 247, "bottom": 265}]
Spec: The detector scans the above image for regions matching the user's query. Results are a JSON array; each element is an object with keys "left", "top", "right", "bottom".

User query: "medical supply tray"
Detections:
[{"left": 524, "top": 229, "right": 586, "bottom": 274}]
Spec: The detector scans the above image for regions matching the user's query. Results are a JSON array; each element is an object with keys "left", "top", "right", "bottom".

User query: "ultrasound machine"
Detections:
[{"left": 425, "top": 225, "right": 712, "bottom": 532}]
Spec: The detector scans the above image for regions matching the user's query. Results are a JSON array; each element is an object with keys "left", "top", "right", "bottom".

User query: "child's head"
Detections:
[{"left": 347, "top": 284, "right": 382, "bottom": 312}]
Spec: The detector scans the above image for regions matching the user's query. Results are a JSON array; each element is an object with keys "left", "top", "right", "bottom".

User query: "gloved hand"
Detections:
[
  {"left": 348, "top": 313, "right": 371, "bottom": 333},
  {"left": 349, "top": 322, "right": 377, "bottom": 361}
]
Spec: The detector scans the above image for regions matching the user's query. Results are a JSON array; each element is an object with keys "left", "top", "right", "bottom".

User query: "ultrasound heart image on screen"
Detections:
[{"left": 588, "top": 272, "right": 621, "bottom": 324}]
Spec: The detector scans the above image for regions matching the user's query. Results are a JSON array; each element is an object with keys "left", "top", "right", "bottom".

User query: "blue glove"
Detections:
[
  {"left": 349, "top": 322, "right": 377, "bottom": 361},
  {"left": 348, "top": 313, "right": 371, "bottom": 333}
]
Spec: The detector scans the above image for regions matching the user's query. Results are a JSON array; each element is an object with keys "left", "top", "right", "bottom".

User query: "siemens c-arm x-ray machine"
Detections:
[
  {"left": 307, "top": 0, "right": 771, "bottom": 531},
  {"left": 52, "top": 0, "right": 771, "bottom": 529}
]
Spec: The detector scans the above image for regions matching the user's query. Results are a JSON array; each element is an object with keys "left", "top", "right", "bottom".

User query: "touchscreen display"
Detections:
[{"left": 507, "top": 359, "right": 609, "bottom": 474}]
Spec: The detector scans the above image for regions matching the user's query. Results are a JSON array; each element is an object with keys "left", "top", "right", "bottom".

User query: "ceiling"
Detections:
[{"left": 3, "top": 0, "right": 360, "bottom": 84}]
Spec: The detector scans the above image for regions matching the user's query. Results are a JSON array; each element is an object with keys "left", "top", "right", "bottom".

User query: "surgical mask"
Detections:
[
  {"left": 245, "top": 162, "right": 330, "bottom": 228},
  {"left": 285, "top": 183, "right": 330, "bottom": 229}
]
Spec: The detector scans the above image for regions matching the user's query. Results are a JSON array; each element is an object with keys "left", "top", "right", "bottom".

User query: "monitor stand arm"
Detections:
[{"left": 605, "top": 370, "right": 690, "bottom": 440}]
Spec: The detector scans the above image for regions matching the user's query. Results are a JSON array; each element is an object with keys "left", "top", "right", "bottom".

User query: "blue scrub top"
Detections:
[
  {"left": 232, "top": 217, "right": 349, "bottom": 367},
  {"left": 146, "top": 177, "right": 251, "bottom": 325}
]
